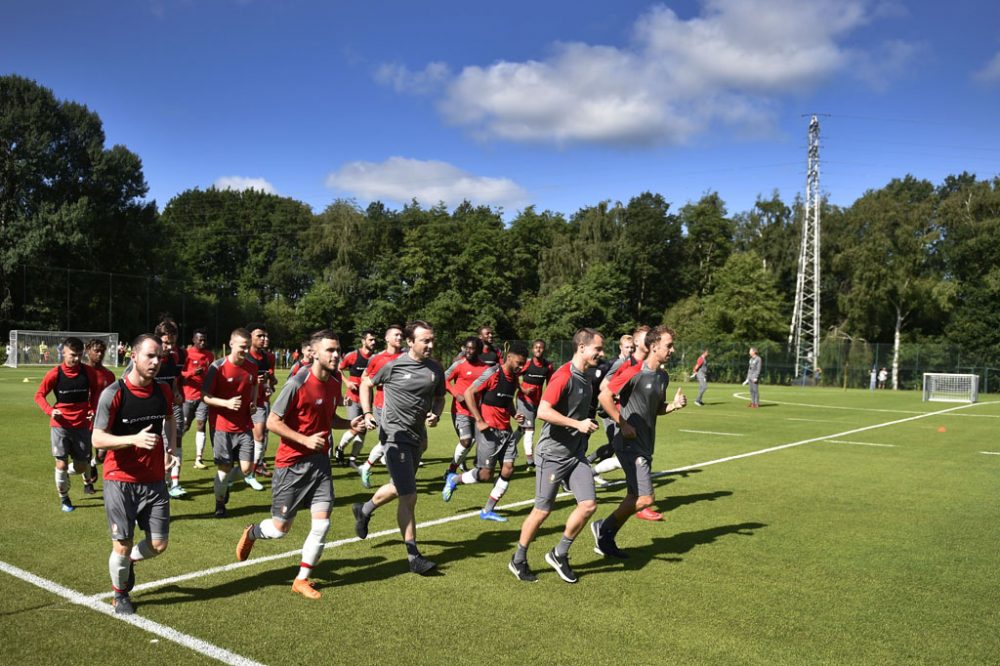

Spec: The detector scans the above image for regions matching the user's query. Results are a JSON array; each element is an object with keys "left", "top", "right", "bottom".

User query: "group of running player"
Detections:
[{"left": 34, "top": 317, "right": 689, "bottom": 613}]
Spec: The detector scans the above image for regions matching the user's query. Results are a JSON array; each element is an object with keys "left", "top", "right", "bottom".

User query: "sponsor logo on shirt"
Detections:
[
  {"left": 316, "top": 399, "right": 324, "bottom": 405},
  {"left": 227, "top": 377, "right": 234, "bottom": 382},
  {"left": 402, "top": 373, "right": 413, "bottom": 379}
]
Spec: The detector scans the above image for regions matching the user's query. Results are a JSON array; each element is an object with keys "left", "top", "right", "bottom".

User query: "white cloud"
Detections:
[
  {"left": 374, "top": 62, "right": 450, "bottom": 94},
  {"left": 973, "top": 51, "right": 1000, "bottom": 85},
  {"left": 378, "top": 0, "right": 912, "bottom": 146},
  {"left": 214, "top": 176, "right": 278, "bottom": 195},
  {"left": 325, "top": 157, "right": 527, "bottom": 210}
]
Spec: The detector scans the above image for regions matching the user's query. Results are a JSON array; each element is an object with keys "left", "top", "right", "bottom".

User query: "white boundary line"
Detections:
[
  {"left": 731, "top": 391, "right": 922, "bottom": 415},
  {"left": 101, "top": 399, "right": 991, "bottom": 599},
  {"left": 826, "top": 440, "right": 897, "bottom": 448},
  {"left": 678, "top": 429, "right": 744, "bottom": 437},
  {"left": 980, "top": 451, "right": 1000, "bottom": 456},
  {"left": 786, "top": 417, "right": 841, "bottom": 423},
  {"left": 0, "top": 559, "right": 265, "bottom": 666}
]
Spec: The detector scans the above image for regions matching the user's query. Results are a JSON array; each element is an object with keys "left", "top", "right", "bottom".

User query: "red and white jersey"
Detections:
[
  {"left": 35, "top": 363, "right": 100, "bottom": 429},
  {"left": 181, "top": 346, "right": 216, "bottom": 401},
  {"left": 95, "top": 377, "right": 175, "bottom": 484},
  {"left": 517, "top": 356, "right": 554, "bottom": 406},
  {"left": 203, "top": 356, "right": 258, "bottom": 433},
  {"left": 363, "top": 350, "right": 402, "bottom": 409},
  {"left": 339, "top": 348, "right": 374, "bottom": 402},
  {"left": 444, "top": 357, "right": 489, "bottom": 416},
  {"left": 270, "top": 368, "right": 343, "bottom": 467}
]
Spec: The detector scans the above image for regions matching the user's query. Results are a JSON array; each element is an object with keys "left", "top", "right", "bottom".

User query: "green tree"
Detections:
[{"left": 679, "top": 192, "right": 735, "bottom": 296}]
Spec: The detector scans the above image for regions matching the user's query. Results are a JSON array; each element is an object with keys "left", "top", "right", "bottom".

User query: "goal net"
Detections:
[
  {"left": 922, "top": 373, "right": 979, "bottom": 403},
  {"left": 6, "top": 330, "right": 121, "bottom": 369}
]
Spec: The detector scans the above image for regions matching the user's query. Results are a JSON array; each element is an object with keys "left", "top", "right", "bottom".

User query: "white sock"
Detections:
[
  {"left": 109, "top": 551, "right": 130, "bottom": 592},
  {"left": 254, "top": 440, "right": 264, "bottom": 465},
  {"left": 297, "top": 519, "right": 330, "bottom": 580},
  {"left": 55, "top": 468, "right": 69, "bottom": 496},
  {"left": 195, "top": 431, "right": 206, "bottom": 460},
  {"left": 252, "top": 519, "right": 285, "bottom": 540},
  {"left": 214, "top": 470, "right": 229, "bottom": 500},
  {"left": 130, "top": 539, "right": 157, "bottom": 562},
  {"left": 350, "top": 436, "right": 364, "bottom": 458},
  {"left": 489, "top": 477, "right": 510, "bottom": 501},
  {"left": 366, "top": 443, "right": 385, "bottom": 466},
  {"left": 460, "top": 469, "right": 478, "bottom": 485},
  {"left": 523, "top": 430, "right": 534, "bottom": 457},
  {"left": 452, "top": 443, "right": 466, "bottom": 465},
  {"left": 338, "top": 431, "right": 353, "bottom": 450},
  {"left": 594, "top": 457, "right": 622, "bottom": 474},
  {"left": 171, "top": 449, "right": 182, "bottom": 486}
]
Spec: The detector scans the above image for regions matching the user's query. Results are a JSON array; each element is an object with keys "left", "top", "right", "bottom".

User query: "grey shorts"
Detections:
[
  {"left": 384, "top": 438, "right": 423, "bottom": 496},
  {"left": 252, "top": 402, "right": 270, "bottom": 426},
  {"left": 270, "top": 453, "right": 334, "bottom": 523},
  {"left": 182, "top": 399, "right": 208, "bottom": 425},
  {"left": 167, "top": 403, "right": 184, "bottom": 443},
  {"left": 104, "top": 479, "right": 170, "bottom": 542},
  {"left": 346, "top": 400, "right": 364, "bottom": 421},
  {"left": 50, "top": 427, "right": 92, "bottom": 461},
  {"left": 617, "top": 448, "right": 654, "bottom": 497},
  {"left": 452, "top": 413, "right": 475, "bottom": 440},
  {"left": 515, "top": 397, "right": 538, "bottom": 429},
  {"left": 475, "top": 428, "right": 517, "bottom": 469},
  {"left": 533, "top": 453, "right": 596, "bottom": 511},
  {"left": 213, "top": 430, "right": 254, "bottom": 465}
]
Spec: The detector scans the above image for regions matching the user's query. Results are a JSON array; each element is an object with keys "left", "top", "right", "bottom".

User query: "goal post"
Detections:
[
  {"left": 922, "top": 373, "right": 979, "bottom": 403},
  {"left": 6, "top": 330, "right": 121, "bottom": 369}
]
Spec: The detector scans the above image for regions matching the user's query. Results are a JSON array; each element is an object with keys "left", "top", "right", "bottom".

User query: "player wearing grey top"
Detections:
[
  {"left": 354, "top": 320, "right": 445, "bottom": 575},
  {"left": 691, "top": 349, "right": 709, "bottom": 406},
  {"left": 593, "top": 326, "right": 686, "bottom": 558},
  {"left": 745, "top": 347, "right": 762, "bottom": 407},
  {"left": 509, "top": 328, "right": 604, "bottom": 584}
]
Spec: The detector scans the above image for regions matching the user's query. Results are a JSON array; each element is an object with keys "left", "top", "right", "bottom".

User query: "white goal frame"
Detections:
[
  {"left": 922, "top": 373, "right": 979, "bottom": 403},
  {"left": 6, "top": 330, "right": 121, "bottom": 368}
]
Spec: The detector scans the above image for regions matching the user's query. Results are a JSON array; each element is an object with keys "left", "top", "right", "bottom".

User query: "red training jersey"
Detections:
[
  {"left": 203, "top": 356, "right": 257, "bottom": 433},
  {"left": 339, "top": 348, "right": 374, "bottom": 402},
  {"left": 470, "top": 364, "right": 520, "bottom": 430},
  {"left": 35, "top": 362, "right": 100, "bottom": 429},
  {"left": 364, "top": 350, "right": 402, "bottom": 409},
  {"left": 517, "top": 357, "right": 553, "bottom": 406},
  {"left": 445, "top": 358, "right": 489, "bottom": 416},
  {"left": 271, "top": 369, "right": 343, "bottom": 467},
  {"left": 181, "top": 346, "right": 216, "bottom": 401},
  {"left": 97, "top": 377, "right": 175, "bottom": 484}
]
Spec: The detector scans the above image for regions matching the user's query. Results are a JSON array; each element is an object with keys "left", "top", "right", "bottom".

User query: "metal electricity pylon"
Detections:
[{"left": 789, "top": 115, "right": 822, "bottom": 380}]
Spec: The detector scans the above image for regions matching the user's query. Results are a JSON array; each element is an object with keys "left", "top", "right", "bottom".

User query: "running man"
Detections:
[
  {"left": 508, "top": 328, "right": 604, "bottom": 584},
  {"left": 35, "top": 336, "right": 101, "bottom": 511},
  {"left": 593, "top": 326, "right": 686, "bottom": 556},
  {"left": 84, "top": 338, "right": 117, "bottom": 483},
  {"left": 691, "top": 348, "right": 709, "bottom": 406},
  {"left": 181, "top": 329, "right": 215, "bottom": 468},
  {"left": 442, "top": 342, "right": 528, "bottom": 522},
  {"left": 235, "top": 329, "right": 363, "bottom": 598},
  {"left": 287, "top": 339, "right": 313, "bottom": 379},
  {"left": 352, "top": 321, "right": 445, "bottom": 575},
  {"left": 514, "top": 338, "right": 553, "bottom": 470},
  {"left": 202, "top": 328, "right": 264, "bottom": 517},
  {"left": 355, "top": 324, "right": 404, "bottom": 487},
  {"left": 247, "top": 322, "right": 277, "bottom": 478},
  {"left": 152, "top": 320, "right": 187, "bottom": 497},
  {"left": 442, "top": 336, "right": 489, "bottom": 478},
  {"left": 92, "top": 334, "right": 179, "bottom": 615},
  {"left": 334, "top": 329, "right": 377, "bottom": 465},
  {"left": 477, "top": 325, "right": 502, "bottom": 366}
]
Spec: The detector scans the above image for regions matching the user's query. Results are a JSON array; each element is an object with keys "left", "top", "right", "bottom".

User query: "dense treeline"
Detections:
[{"left": 3, "top": 75, "right": 999, "bottom": 366}]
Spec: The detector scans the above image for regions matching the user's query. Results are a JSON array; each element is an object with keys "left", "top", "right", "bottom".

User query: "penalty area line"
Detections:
[{"left": 0, "top": 559, "right": 266, "bottom": 666}]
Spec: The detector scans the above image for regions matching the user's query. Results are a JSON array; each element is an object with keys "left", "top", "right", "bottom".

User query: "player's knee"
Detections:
[{"left": 579, "top": 499, "right": 598, "bottom": 517}]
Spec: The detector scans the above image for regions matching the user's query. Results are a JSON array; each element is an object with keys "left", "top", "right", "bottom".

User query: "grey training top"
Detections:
[
  {"left": 617, "top": 364, "right": 669, "bottom": 458},
  {"left": 747, "top": 355, "right": 762, "bottom": 382},
  {"left": 536, "top": 362, "right": 593, "bottom": 460},
  {"left": 371, "top": 353, "right": 445, "bottom": 447}
]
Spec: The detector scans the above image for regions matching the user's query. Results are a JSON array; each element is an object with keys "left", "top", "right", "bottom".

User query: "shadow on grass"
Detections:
[{"left": 574, "top": 521, "right": 768, "bottom": 578}]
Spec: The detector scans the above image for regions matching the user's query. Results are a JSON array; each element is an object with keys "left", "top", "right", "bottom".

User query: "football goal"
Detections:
[
  {"left": 922, "top": 373, "right": 979, "bottom": 403},
  {"left": 6, "top": 330, "right": 120, "bottom": 368}
]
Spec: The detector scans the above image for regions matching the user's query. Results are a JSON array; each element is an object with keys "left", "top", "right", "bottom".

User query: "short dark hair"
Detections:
[
  {"left": 193, "top": 328, "right": 208, "bottom": 338},
  {"left": 246, "top": 322, "right": 267, "bottom": 334},
  {"left": 572, "top": 327, "right": 601, "bottom": 348},
  {"left": 405, "top": 320, "right": 433, "bottom": 342},
  {"left": 310, "top": 329, "right": 339, "bottom": 347},
  {"left": 230, "top": 327, "right": 251, "bottom": 342},
  {"left": 154, "top": 318, "right": 178, "bottom": 338},
  {"left": 646, "top": 326, "right": 675, "bottom": 348},
  {"left": 300, "top": 339, "right": 312, "bottom": 352},
  {"left": 62, "top": 337, "right": 84, "bottom": 353},
  {"left": 532, "top": 338, "right": 546, "bottom": 347},
  {"left": 132, "top": 333, "right": 161, "bottom": 350},
  {"left": 385, "top": 324, "right": 403, "bottom": 335},
  {"left": 507, "top": 341, "right": 529, "bottom": 358},
  {"left": 361, "top": 329, "right": 377, "bottom": 339},
  {"left": 462, "top": 336, "right": 480, "bottom": 349},
  {"left": 85, "top": 338, "right": 106, "bottom": 351}
]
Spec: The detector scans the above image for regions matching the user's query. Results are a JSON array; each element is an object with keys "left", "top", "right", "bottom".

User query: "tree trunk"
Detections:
[{"left": 892, "top": 307, "right": 902, "bottom": 390}]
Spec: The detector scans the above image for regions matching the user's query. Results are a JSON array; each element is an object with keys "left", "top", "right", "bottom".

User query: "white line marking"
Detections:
[
  {"left": 110, "top": 399, "right": 991, "bottom": 597},
  {"left": 678, "top": 429, "right": 745, "bottom": 437},
  {"left": 786, "top": 417, "right": 841, "bottom": 423},
  {"left": 980, "top": 451, "right": 1000, "bottom": 455},
  {"left": 826, "top": 440, "right": 897, "bottom": 448},
  {"left": 731, "top": 392, "right": 921, "bottom": 414},
  {"left": 0, "top": 559, "right": 265, "bottom": 666}
]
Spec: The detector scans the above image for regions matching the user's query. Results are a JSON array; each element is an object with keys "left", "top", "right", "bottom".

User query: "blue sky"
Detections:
[{"left": 5, "top": 0, "right": 1000, "bottom": 219}]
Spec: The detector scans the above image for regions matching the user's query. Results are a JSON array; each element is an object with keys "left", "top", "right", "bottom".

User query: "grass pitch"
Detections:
[{"left": 1, "top": 367, "right": 998, "bottom": 665}]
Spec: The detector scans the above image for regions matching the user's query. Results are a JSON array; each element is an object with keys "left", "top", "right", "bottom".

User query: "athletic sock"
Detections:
[
  {"left": 253, "top": 440, "right": 264, "bottom": 466},
  {"left": 599, "top": 514, "right": 621, "bottom": 538},
  {"left": 55, "top": 468, "right": 69, "bottom": 496},
  {"left": 523, "top": 430, "right": 534, "bottom": 458},
  {"left": 214, "top": 470, "right": 228, "bottom": 500},
  {"left": 365, "top": 443, "right": 385, "bottom": 467},
  {"left": 195, "top": 431, "right": 206, "bottom": 460},
  {"left": 361, "top": 500, "right": 377, "bottom": 518},
  {"left": 483, "top": 477, "right": 510, "bottom": 512},
  {"left": 171, "top": 449, "right": 182, "bottom": 486},
  {"left": 251, "top": 519, "right": 285, "bottom": 540},
  {"left": 594, "top": 456, "right": 622, "bottom": 474},
  {"left": 404, "top": 540, "right": 421, "bottom": 562},
  {"left": 459, "top": 469, "right": 478, "bottom": 485},
  {"left": 458, "top": 445, "right": 471, "bottom": 469},
  {"left": 513, "top": 543, "right": 529, "bottom": 564},
  {"left": 338, "top": 431, "right": 354, "bottom": 451},
  {"left": 349, "top": 436, "right": 364, "bottom": 459},
  {"left": 130, "top": 539, "right": 157, "bottom": 562},
  {"left": 108, "top": 551, "right": 130, "bottom": 591},
  {"left": 297, "top": 519, "right": 329, "bottom": 579},
  {"left": 451, "top": 443, "right": 465, "bottom": 465},
  {"left": 554, "top": 535, "right": 575, "bottom": 557}
]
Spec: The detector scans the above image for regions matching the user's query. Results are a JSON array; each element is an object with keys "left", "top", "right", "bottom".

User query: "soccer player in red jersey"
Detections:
[
  {"left": 334, "top": 329, "right": 376, "bottom": 465},
  {"left": 35, "top": 336, "right": 101, "bottom": 511},
  {"left": 180, "top": 329, "right": 215, "bottom": 469},
  {"left": 594, "top": 326, "right": 686, "bottom": 552},
  {"left": 246, "top": 322, "right": 277, "bottom": 479},
  {"left": 355, "top": 325, "right": 404, "bottom": 487},
  {"left": 93, "top": 334, "right": 179, "bottom": 615},
  {"left": 514, "top": 338, "right": 554, "bottom": 470},
  {"left": 235, "top": 330, "right": 363, "bottom": 599},
  {"left": 287, "top": 339, "right": 313, "bottom": 379},
  {"left": 442, "top": 342, "right": 528, "bottom": 522},
  {"left": 442, "top": 336, "right": 490, "bottom": 477},
  {"left": 202, "top": 328, "right": 264, "bottom": 516},
  {"left": 84, "top": 338, "right": 117, "bottom": 482},
  {"left": 477, "top": 325, "right": 502, "bottom": 366}
]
